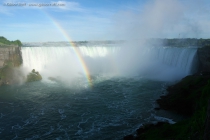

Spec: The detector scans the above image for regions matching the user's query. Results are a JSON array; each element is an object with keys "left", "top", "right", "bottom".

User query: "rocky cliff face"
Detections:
[
  {"left": 0, "top": 45, "right": 22, "bottom": 85},
  {"left": 197, "top": 46, "right": 210, "bottom": 73},
  {"left": 0, "top": 45, "right": 22, "bottom": 67}
]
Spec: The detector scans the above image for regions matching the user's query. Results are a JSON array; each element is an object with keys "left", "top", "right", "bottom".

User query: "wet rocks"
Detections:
[{"left": 26, "top": 69, "right": 42, "bottom": 82}]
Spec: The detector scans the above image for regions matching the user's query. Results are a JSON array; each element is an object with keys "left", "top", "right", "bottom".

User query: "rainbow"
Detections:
[{"left": 44, "top": 12, "right": 93, "bottom": 87}]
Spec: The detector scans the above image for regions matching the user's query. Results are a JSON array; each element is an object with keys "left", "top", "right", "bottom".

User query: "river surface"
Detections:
[
  {"left": 0, "top": 42, "right": 196, "bottom": 139},
  {"left": 0, "top": 77, "right": 181, "bottom": 140}
]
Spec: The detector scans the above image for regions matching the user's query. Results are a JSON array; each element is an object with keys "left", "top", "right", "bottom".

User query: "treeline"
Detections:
[
  {"left": 162, "top": 38, "right": 210, "bottom": 47},
  {"left": 0, "top": 36, "right": 22, "bottom": 47}
]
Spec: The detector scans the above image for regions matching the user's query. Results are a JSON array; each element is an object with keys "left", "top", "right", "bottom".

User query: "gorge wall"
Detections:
[
  {"left": 0, "top": 45, "right": 22, "bottom": 67},
  {"left": 197, "top": 46, "right": 210, "bottom": 73},
  {"left": 0, "top": 45, "right": 22, "bottom": 85}
]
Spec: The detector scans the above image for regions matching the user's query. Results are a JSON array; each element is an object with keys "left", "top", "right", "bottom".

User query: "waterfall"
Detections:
[
  {"left": 21, "top": 43, "right": 198, "bottom": 81},
  {"left": 145, "top": 47, "right": 198, "bottom": 74},
  {"left": 139, "top": 47, "right": 198, "bottom": 81}
]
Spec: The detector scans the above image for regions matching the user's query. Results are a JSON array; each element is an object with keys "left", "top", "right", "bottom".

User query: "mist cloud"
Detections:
[{"left": 111, "top": 0, "right": 210, "bottom": 40}]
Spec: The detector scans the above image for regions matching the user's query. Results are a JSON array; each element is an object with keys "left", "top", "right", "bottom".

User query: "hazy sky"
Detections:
[{"left": 0, "top": 0, "right": 210, "bottom": 42}]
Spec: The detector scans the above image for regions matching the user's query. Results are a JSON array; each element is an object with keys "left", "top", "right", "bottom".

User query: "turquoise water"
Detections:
[{"left": 0, "top": 77, "right": 176, "bottom": 139}]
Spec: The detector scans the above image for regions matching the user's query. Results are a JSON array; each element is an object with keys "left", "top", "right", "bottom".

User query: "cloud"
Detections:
[
  {"left": 110, "top": 0, "right": 210, "bottom": 40},
  {"left": 53, "top": 1, "right": 84, "bottom": 11},
  {"left": 0, "top": 0, "right": 18, "bottom": 15},
  {"left": 0, "top": 0, "right": 85, "bottom": 14}
]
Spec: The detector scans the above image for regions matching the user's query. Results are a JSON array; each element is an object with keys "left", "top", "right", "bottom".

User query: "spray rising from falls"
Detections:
[{"left": 21, "top": 42, "right": 198, "bottom": 84}]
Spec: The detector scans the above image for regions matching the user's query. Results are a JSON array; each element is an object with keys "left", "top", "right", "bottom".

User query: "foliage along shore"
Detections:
[
  {"left": 0, "top": 36, "right": 22, "bottom": 47},
  {"left": 124, "top": 45, "right": 210, "bottom": 140}
]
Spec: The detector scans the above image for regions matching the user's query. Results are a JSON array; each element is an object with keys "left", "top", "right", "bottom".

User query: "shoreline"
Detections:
[
  {"left": 124, "top": 74, "right": 210, "bottom": 140},
  {"left": 124, "top": 45, "right": 210, "bottom": 140}
]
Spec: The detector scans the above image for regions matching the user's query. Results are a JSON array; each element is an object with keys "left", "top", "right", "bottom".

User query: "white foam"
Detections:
[
  {"left": 154, "top": 115, "right": 176, "bottom": 124},
  {"left": 11, "top": 134, "right": 18, "bottom": 140},
  {"left": 12, "top": 124, "right": 23, "bottom": 131},
  {"left": 21, "top": 44, "right": 198, "bottom": 83},
  {"left": 58, "top": 109, "right": 65, "bottom": 114},
  {"left": 42, "top": 126, "right": 54, "bottom": 136}
]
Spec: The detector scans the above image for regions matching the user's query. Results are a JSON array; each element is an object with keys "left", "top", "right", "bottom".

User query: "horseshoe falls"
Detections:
[
  {"left": 21, "top": 42, "right": 197, "bottom": 82},
  {"left": 0, "top": 42, "right": 198, "bottom": 139}
]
